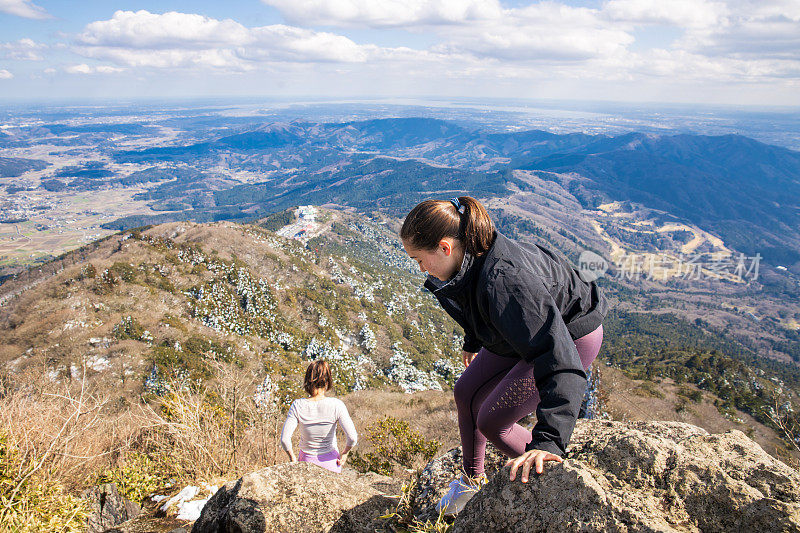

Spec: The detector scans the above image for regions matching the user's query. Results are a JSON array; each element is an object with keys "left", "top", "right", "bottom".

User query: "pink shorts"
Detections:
[{"left": 298, "top": 449, "right": 342, "bottom": 473}]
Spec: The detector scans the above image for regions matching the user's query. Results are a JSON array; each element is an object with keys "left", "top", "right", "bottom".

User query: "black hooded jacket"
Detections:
[{"left": 423, "top": 230, "right": 609, "bottom": 456}]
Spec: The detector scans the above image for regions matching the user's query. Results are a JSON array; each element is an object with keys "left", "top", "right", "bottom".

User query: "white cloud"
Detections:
[
  {"left": 65, "top": 63, "right": 125, "bottom": 75},
  {"left": 259, "top": 1, "right": 633, "bottom": 64},
  {"left": 65, "top": 63, "right": 92, "bottom": 74},
  {"left": 0, "top": 0, "right": 50, "bottom": 19},
  {"left": 72, "top": 10, "right": 421, "bottom": 70},
  {"left": 1, "top": 38, "right": 46, "bottom": 60},
  {"left": 601, "top": 0, "right": 728, "bottom": 28},
  {"left": 254, "top": 0, "right": 800, "bottom": 77},
  {"left": 260, "top": 0, "right": 503, "bottom": 27},
  {"left": 74, "top": 47, "right": 250, "bottom": 70},
  {"left": 0, "top": 69, "right": 13, "bottom": 79},
  {"left": 246, "top": 25, "right": 370, "bottom": 62},
  {"left": 435, "top": 3, "right": 633, "bottom": 62},
  {"left": 59, "top": 3, "right": 800, "bottom": 98},
  {"left": 77, "top": 10, "right": 251, "bottom": 49},
  {"left": 732, "top": 0, "right": 800, "bottom": 20},
  {"left": 676, "top": 1, "right": 800, "bottom": 61}
]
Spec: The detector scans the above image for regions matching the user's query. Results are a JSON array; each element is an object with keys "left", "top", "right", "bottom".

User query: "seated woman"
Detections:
[{"left": 280, "top": 359, "right": 358, "bottom": 473}]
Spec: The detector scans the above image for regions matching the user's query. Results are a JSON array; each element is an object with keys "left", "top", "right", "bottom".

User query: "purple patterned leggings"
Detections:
[{"left": 455, "top": 323, "right": 603, "bottom": 476}]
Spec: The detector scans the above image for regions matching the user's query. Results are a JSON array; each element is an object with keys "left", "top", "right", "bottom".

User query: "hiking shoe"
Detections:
[{"left": 435, "top": 472, "right": 488, "bottom": 516}]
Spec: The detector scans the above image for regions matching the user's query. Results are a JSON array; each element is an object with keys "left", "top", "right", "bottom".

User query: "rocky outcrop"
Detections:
[
  {"left": 82, "top": 483, "right": 141, "bottom": 533},
  {"left": 418, "top": 420, "right": 800, "bottom": 532},
  {"left": 191, "top": 462, "right": 400, "bottom": 533},
  {"left": 179, "top": 420, "right": 800, "bottom": 532}
]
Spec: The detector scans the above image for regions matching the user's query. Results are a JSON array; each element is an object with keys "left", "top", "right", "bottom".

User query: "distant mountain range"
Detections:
[
  {"left": 514, "top": 132, "right": 800, "bottom": 265},
  {"left": 102, "top": 117, "right": 800, "bottom": 265}
]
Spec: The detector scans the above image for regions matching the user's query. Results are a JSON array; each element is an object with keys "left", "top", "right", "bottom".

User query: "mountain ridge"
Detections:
[{"left": 98, "top": 117, "right": 800, "bottom": 266}]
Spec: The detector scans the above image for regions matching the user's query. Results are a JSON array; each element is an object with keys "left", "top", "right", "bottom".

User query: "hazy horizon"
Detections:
[{"left": 1, "top": 95, "right": 800, "bottom": 110}]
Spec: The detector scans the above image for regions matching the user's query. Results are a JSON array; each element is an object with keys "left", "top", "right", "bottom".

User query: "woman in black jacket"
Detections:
[{"left": 400, "top": 196, "right": 608, "bottom": 515}]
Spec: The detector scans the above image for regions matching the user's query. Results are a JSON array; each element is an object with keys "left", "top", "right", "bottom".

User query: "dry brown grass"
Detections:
[
  {"left": 0, "top": 368, "right": 120, "bottom": 494},
  {"left": 0, "top": 360, "right": 462, "bottom": 518},
  {"left": 0, "top": 368, "right": 109, "bottom": 531},
  {"left": 132, "top": 360, "right": 287, "bottom": 481},
  {"left": 0, "top": 359, "right": 289, "bottom": 526}
]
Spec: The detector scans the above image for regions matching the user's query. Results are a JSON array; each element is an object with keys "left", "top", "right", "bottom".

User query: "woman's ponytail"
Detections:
[
  {"left": 457, "top": 196, "right": 495, "bottom": 257},
  {"left": 400, "top": 196, "right": 495, "bottom": 257}
]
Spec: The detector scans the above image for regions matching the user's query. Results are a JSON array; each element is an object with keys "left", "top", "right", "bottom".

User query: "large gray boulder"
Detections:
[
  {"left": 191, "top": 462, "right": 399, "bottom": 533},
  {"left": 434, "top": 419, "right": 800, "bottom": 532}
]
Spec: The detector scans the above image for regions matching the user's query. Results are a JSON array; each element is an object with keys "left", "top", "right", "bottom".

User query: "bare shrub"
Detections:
[
  {"left": 763, "top": 387, "right": 800, "bottom": 468},
  {"left": 0, "top": 368, "right": 108, "bottom": 530},
  {"left": 116, "top": 360, "right": 287, "bottom": 489},
  {"left": 0, "top": 358, "right": 289, "bottom": 529}
]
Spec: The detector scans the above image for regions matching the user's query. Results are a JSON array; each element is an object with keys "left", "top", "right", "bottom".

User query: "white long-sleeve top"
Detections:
[{"left": 280, "top": 397, "right": 358, "bottom": 456}]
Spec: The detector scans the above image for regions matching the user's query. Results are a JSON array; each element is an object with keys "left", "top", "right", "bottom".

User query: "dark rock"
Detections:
[
  {"left": 83, "top": 482, "right": 141, "bottom": 533},
  {"left": 100, "top": 496, "right": 189, "bottom": 533}
]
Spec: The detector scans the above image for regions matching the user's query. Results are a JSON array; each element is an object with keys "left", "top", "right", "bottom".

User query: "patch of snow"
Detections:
[
  {"left": 385, "top": 343, "right": 442, "bottom": 394},
  {"left": 176, "top": 498, "right": 207, "bottom": 521},
  {"left": 47, "top": 367, "right": 63, "bottom": 383},
  {"left": 63, "top": 319, "right": 88, "bottom": 330},
  {"left": 8, "top": 355, "right": 26, "bottom": 371},
  {"left": 254, "top": 375, "right": 277, "bottom": 412},
  {"left": 160, "top": 485, "right": 199, "bottom": 514},
  {"left": 86, "top": 355, "right": 110, "bottom": 371},
  {"left": 168, "top": 483, "right": 219, "bottom": 521}
]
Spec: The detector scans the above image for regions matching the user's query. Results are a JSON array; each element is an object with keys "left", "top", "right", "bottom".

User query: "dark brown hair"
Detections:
[
  {"left": 400, "top": 196, "right": 496, "bottom": 257},
  {"left": 304, "top": 359, "right": 333, "bottom": 395}
]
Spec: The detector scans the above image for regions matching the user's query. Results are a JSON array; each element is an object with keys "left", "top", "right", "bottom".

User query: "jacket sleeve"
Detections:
[
  {"left": 462, "top": 328, "right": 483, "bottom": 353},
  {"left": 486, "top": 268, "right": 587, "bottom": 456}
]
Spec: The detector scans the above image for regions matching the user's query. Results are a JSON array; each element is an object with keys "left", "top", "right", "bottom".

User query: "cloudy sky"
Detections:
[{"left": 1, "top": 0, "right": 799, "bottom": 105}]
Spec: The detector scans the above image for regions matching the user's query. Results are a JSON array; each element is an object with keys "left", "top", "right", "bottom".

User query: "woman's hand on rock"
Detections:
[
  {"left": 506, "top": 449, "right": 563, "bottom": 483},
  {"left": 462, "top": 350, "right": 478, "bottom": 368}
]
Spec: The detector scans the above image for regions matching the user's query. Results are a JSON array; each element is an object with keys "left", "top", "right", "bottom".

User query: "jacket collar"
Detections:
[{"left": 422, "top": 230, "right": 497, "bottom": 298}]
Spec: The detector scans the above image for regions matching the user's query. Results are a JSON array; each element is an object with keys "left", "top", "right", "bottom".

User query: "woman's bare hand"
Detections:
[
  {"left": 506, "top": 449, "right": 563, "bottom": 482},
  {"left": 462, "top": 350, "right": 478, "bottom": 367}
]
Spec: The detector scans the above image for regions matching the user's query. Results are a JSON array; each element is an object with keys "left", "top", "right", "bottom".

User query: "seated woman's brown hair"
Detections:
[{"left": 304, "top": 359, "right": 333, "bottom": 395}]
